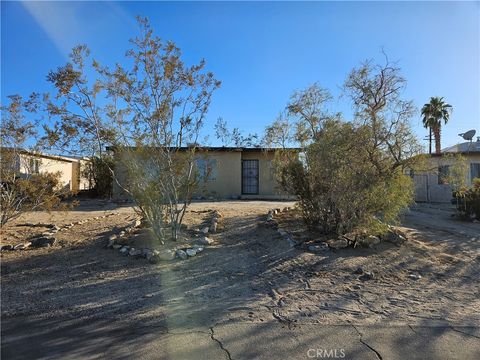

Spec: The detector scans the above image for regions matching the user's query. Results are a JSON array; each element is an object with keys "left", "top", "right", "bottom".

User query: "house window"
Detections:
[
  {"left": 29, "top": 158, "right": 40, "bottom": 174},
  {"left": 196, "top": 159, "right": 217, "bottom": 182},
  {"left": 438, "top": 165, "right": 450, "bottom": 185},
  {"left": 471, "top": 163, "right": 480, "bottom": 182}
]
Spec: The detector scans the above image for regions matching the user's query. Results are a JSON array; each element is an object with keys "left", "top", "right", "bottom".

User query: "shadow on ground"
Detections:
[{"left": 1, "top": 202, "right": 479, "bottom": 359}]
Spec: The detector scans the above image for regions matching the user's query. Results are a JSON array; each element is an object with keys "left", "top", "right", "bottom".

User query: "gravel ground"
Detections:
[{"left": 1, "top": 200, "right": 479, "bottom": 329}]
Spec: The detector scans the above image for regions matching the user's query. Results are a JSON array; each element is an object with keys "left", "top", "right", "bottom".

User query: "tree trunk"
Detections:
[
  {"left": 433, "top": 125, "right": 442, "bottom": 154},
  {"left": 429, "top": 127, "right": 432, "bottom": 154}
]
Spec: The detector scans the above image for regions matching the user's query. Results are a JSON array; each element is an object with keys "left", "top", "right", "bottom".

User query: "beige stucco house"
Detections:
[
  {"left": 5, "top": 149, "right": 90, "bottom": 192},
  {"left": 412, "top": 140, "right": 480, "bottom": 203},
  {"left": 111, "top": 147, "right": 296, "bottom": 200}
]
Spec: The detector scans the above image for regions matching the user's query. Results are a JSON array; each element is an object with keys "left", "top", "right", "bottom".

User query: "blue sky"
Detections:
[{"left": 2, "top": 1, "right": 479, "bottom": 149}]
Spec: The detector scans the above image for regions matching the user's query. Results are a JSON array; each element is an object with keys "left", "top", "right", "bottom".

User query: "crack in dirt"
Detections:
[
  {"left": 272, "top": 308, "right": 295, "bottom": 329},
  {"left": 450, "top": 327, "right": 480, "bottom": 339},
  {"left": 407, "top": 324, "right": 417, "bottom": 334},
  {"left": 210, "top": 327, "right": 233, "bottom": 360},
  {"left": 352, "top": 325, "right": 383, "bottom": 360}
]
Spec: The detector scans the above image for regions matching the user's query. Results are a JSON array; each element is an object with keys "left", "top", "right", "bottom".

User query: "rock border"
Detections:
[
  {"left": 1, "top": 213, "right": 122, "bottom": 252},
  {"left": 105, "top": 216, "right": 218, "bottom": 264},
  {"left": 264, "top": 207, "right": 298, "bottom": 247},
  {"left": 264, "top": 207, "right": 408, "bottom": 252},
  {"left": 195, "top": 209, "right": 223, "bottom": 235}
]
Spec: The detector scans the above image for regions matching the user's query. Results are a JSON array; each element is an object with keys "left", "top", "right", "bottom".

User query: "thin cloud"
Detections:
[
  {"left": 20, "top": 1, "right": 135, "bottom": 59},
  {"left": 21, "top": 1, "right": 84, "bottom": 58}
]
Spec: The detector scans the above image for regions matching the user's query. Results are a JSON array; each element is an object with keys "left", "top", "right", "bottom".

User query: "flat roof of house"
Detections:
[
  {"left": 106, "top": 146, "right": 300, "bottom": 152},
  {"left": 1, "top": 147, "right": 83, "bottom": 163}
]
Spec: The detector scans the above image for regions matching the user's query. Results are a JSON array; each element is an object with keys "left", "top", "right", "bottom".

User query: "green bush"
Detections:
[
  {"left": 454, "top": 178, "right": 480, "bottom": 221},
  {"left": 278, "top": 120, "right": 414, "bottom": 236},
  {"left": 82, "top": 156, "right": 114, "bottom": 198}
]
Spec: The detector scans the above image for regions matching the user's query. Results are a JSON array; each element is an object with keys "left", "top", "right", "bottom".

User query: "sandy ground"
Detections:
[{"left": 1, "top": 200, "right": 479, "bottom": 358}]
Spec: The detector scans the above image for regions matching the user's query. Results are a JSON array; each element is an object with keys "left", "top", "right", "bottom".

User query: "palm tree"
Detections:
[{"left": 421, "top": 97, "right": 452, "bottom": 154}]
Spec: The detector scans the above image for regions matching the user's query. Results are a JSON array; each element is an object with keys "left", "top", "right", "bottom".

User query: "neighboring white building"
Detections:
[{"left": 412, "top": 139, "right": 480, "bottom": 203}]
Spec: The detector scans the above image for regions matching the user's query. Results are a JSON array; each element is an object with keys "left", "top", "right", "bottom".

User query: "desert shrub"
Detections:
[
  {"left": 267, "top": 58, "right": 422, "bottom": 237},
  {"left": 82, "top": 155, "right": 114, "bottom": 197},
  {"left": 43, "top": 18, "right": 220, "bottom": 242},
  {"left": 454, "top": 178, "right": 480, "bottom": 221},
  {"left": 1, "top": 95, "right": 72, "bottom": 227},
  {"left": 279, "top": 120, "right": 413, "bottom": 235},
  {"left": 0, "top": 171, "right": 69, "bottom": 227}
]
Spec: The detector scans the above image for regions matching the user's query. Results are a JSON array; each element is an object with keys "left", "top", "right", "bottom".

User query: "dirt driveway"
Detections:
[{"left": 1, "top": 200, "right": 479, "bottom": 359}]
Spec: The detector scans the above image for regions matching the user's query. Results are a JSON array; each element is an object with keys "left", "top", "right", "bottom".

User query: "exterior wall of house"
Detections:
[
  {"left": 413, "top": 153, "right": 480, "bottom": 203},
  {"left": 71, "top": 162, "right": 81, "bottom": 192},
  {"left": 18, "top": 154, "right": 76, "bottom": 191},
  {"left": 195, "top": 150, "right": 242, "bottom": 198},
  {"left": 111, "top": 149, "right": 289, "bottom": 200},
  {"left": 78, "top": 159, "right": 92, "bottom": 190}
]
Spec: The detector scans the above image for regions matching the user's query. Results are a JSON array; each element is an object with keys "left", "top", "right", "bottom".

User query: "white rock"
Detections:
[
  {"left": 13, "top": 242, "right": 31, "bottom": 250},
  {"left": 200, "top": 226, "right": 209, "bottom": 234},
  {"left": 112, "top": 244, "right": 122, "bottom": 249},
  {"left": 197, "top": 236, "right": 214, "bottom": 245},
  {"left": 133, "top": 219, "right": 142, "bottom": 228},
  {"left": 119, "top": 246, "right": 130, "bottom": 254},
  {"left": 158, "top": 249, "right": 176, "bottom": 261},
  {"left": 186, "top": 248, "right": 197, "bottom": 257},
  {"left": 108, "top": 234, "right": 118, "bottom": 241},
  {"left": 192, "top": 245, "right": 204, "bottom": 253},
  {"left": 308, "top": 243, "right": 329, "bottom": 252},
  {"left": 176, "top": 249, "right": 188, "bottom": 260}
]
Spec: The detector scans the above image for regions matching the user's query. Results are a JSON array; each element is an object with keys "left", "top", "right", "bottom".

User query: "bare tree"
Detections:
[
  {"left": 262, "top": 112, "right": 293, "bottom": 149},
  {"left": 44, "top": 45, "right": 116, "bottom": 157},
  {"left": 44, "top": 17, "right": 220, "bottom": 242},
  {"left": 287, "top": 83, "right": 339, "bottom": 144},
  {"left": 343, "top": 57, "right": 422, "bottom": 174},
  {"left": 214, "top": 117, "right": 259, "bottom": 147},
  {"left": 0, "top": 95, "right": 68, "bottom": 227}
]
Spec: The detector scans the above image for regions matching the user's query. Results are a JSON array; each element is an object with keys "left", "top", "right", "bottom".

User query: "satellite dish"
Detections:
[{"left": 458, "top": 129, "right": 476, "bottom": 141}]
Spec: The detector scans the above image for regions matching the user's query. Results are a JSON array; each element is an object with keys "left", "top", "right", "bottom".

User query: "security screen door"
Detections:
[{"left": 242, "top": 160, "right": 259, "bottom": 195}]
